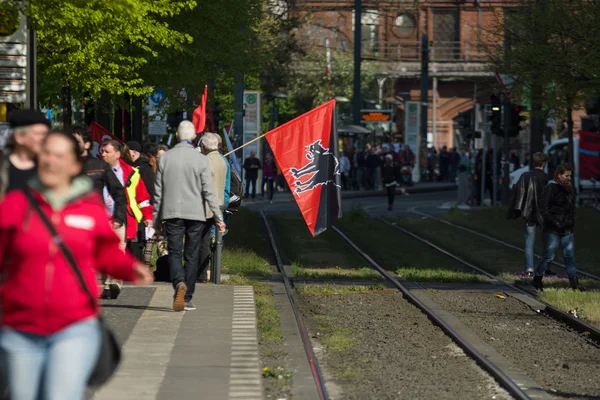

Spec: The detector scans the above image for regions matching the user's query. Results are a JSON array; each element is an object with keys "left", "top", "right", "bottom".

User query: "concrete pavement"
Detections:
[{"left": 93, "top": 283, "right": 263, "bottom": 400}]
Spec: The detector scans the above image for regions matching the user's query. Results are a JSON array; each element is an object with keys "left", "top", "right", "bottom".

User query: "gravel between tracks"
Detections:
[
  {"left": 427, "top": 290, "right": 600, "bottom": 400},
  {"left": 297, "top": 291, "right": 512, "bottom": 400}
]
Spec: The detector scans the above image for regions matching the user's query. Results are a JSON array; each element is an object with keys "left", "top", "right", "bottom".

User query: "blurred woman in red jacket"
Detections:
[{"left": 0, "top": 130, "right": 153, "bottom": 400}]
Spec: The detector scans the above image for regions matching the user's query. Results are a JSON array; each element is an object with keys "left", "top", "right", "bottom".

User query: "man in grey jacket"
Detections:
[{"left": 154, "top": 121, "right": 226, "bottom": 312}]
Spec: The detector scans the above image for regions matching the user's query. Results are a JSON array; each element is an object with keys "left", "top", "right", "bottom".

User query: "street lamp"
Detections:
[{"left": 375, "top": 72, "right": 390, "bottom": 109}]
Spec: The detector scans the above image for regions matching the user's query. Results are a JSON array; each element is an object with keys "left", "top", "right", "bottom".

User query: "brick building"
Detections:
[{"left": 290, "top": 0, "right": 582, "bottom": 150}]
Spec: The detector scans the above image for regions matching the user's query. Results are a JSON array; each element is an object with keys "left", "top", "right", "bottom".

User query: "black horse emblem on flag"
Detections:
[{"left": 289, "top": 140, "right": 340, "bottom": 195}]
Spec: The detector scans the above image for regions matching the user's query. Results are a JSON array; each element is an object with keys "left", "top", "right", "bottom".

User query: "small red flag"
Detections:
[
  {"left": 266, "top": 100, "right": 341, "bottom": 236},
  {"left": 192, "top": 86, "right": 208, "bottom": 134},
  {"left": 89, "top": 121, "right": 122, "bottom": 159}
]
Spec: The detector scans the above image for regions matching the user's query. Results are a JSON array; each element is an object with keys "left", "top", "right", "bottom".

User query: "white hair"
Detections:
[
  {"left": 177, "top": 120, "right": 196, "bottom": 142},
  {"left": 201, "top": 132, "right": 219, "bottom": 152}
]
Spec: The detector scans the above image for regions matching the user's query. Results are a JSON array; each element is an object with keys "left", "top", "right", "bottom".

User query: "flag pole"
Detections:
[{"left": 224, "top": 132, "right": 268, "bottom": 157}]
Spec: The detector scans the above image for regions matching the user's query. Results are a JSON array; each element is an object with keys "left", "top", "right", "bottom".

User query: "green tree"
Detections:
[
  {"left": 18, "top": 0, "right": 196, "bottom": 125},
  {"left": 486, "top": 0, "right": 600, "bottom": 148}
]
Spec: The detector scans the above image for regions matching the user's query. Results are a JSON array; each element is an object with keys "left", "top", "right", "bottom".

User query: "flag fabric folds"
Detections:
[
  {"left": 89, "top": 121, "right": 122, "bottom": 159},
  {"left": 192, "top": 86, "right": 208, "bottom": 134},
  {"left": 265, "top": 100, "right": 341, "bottom": 236}
]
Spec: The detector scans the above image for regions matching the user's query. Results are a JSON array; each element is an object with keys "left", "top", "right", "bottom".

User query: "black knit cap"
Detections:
[
  {"left": 126, "top": 141, "right": 142, "bottom": 153},
  {"left": 9, "top": 109, "right": 51, "bottom": 129}
]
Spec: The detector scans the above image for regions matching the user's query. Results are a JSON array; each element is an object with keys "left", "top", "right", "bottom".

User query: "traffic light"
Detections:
[
  {"left": 508, "top": 104, "right": 527, "bottom": 137},
  {"left": 489, "top": 94, "right": 502, "bottom": 135},
  {"left": 456, "top": 110, "right": 472, "bottom": 132}
]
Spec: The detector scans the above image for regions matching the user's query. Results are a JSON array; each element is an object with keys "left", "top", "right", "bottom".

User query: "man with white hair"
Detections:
[
  {"left": 197, "top": 132, "right": 228, "bottom": 282},
  {"left": 154, "top": 121, "right": 226, "bottom": 312}
]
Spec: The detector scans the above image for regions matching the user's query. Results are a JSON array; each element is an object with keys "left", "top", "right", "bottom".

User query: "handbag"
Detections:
[{"left": 23, "top": 189, "right": 121, "bottom": 387}]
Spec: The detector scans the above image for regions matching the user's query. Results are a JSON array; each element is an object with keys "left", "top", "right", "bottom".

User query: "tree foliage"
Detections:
[
  {"left": 486, "top": 0, "right": 600, "bottom": 117},
  {"left": 142, "top": 0, "right": 263, "bottom": 114},
  {"left": 20, "top": 0, "right": 196, "bottom": 105}
]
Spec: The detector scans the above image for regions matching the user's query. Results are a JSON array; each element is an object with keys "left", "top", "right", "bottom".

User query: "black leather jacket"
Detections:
[
  {"left": 81, "top": 155, "right": 127, "bottom": 226},
  {"left": 540, "top": 181, "right": 575, "bottom": 236},
  {"left": 507, "top": 169, "right": 549, "bottom": 225}
]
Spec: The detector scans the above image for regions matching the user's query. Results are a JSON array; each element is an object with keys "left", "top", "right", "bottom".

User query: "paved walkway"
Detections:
[{"left": 93, "top": 283, "right": 263, "bottom": 400}]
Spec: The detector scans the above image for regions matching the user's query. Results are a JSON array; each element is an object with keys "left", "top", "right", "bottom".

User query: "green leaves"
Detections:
[{"left": 28, "top": 0, "right": 196, "bottom": 104}]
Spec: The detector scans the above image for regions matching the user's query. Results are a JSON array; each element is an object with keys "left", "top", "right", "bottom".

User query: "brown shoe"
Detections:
[{"left": 173, "top": 283, "right": 187, "bottom": 312}]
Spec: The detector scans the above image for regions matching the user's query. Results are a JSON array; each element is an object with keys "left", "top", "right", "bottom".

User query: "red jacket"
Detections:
[
  {"left": 0, "top": 187, "right": 137, "bottom": 336},
  {"left": 119, "top": 159, "right": 153, "bottom": 240}
]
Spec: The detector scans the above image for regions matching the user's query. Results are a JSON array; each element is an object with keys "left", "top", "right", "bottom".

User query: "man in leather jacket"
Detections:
[
  {"left": 507, "top": 152, "right": 550, "bottom": 275},
  {"left": 71, "top": 125, "right": 127, "bottom": 229}
]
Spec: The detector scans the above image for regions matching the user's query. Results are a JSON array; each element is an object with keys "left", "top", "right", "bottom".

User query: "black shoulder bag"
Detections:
[{"left": 23, "top": 189, "right": 121, "bottom": 387}]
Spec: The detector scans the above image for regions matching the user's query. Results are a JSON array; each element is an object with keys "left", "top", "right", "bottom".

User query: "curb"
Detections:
[{"left": 341, "top": 184, "right": 457, "bottom": 199}]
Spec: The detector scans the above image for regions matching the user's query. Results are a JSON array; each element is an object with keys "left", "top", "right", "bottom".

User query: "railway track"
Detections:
[
  {"left": 261, "top": 208, "right": 600, "bottom": 399},
  {"left": 260, "top": 210, "right": 329, "bottom": 400},
  {"left": 377, "top": 216, "right": 600, "bottom": 344},
  {"left": 408, "top": 205, "right": 600, "bottom": 281},
  {"left": 262, "top": 211, "right": 537, "bottom": 399},
  {"left": 329, "top": 219, "right": 600, "bottom": 399}
]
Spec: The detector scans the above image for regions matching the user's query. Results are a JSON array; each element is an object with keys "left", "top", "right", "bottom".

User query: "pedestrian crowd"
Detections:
[{"left": 0, "top": 110, "right": 234, "bottom": 400}]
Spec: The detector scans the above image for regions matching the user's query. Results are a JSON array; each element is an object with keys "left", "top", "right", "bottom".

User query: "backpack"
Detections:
[{"left": 228, "top": 168, "right": 244, "bottom": 208}]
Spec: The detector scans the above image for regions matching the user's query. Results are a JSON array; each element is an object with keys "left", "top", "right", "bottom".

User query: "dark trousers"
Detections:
[
  {"left": 165, "top": 219, "right": 206, "bottom": 302},
  {"left": 386, "top": 185, "right": 396, "bottom": 207},
  {"left": 197, "top": 218, "right": 215, "bottom": 281},
  {"left": 245, "top": 178, "right": 257, "bottom": 199},
  {"left": 262, "top": 177, "right": 274, "bottom": 201},
  {"left": 341, "top": 174, "right": 348, "bottom": 190},
  {"left": 127, "top": 240, "right": 144, "bottom": 262}
]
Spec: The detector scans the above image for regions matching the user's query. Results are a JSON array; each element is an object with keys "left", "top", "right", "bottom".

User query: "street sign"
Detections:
[
  {"left": 404, "top": 101, "right": 420, "bottom": 183},
  {"left": 0, "top": 13, "right": 28, "bottom": 104},
  {"left": 149, "top": 89, "right": 163, "bottom": 106},
  {"left": 148, "top": 120, "right": 167, "bottom": 136},
  {"left": 242, "top": 91, "right": 262, "bottom": 181},
  {"left": 361, "top": 109, "right": 392, "bottom": 123}
]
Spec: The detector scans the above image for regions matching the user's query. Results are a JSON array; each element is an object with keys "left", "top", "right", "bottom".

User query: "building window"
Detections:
[
  {"left": 392, "top": 13, "right": 416, "bottom": 38},
  {"left": 353, "top": 9, "right": 379, "bottom": 55},
  {"left": 432, "top": 8, "right": 459, "bottom": 60}
]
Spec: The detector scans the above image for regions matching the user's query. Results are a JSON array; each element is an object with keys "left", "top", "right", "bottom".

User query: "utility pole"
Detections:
[
  {"left": 353, "top": 0, "right": 361, "bottom": 124},
  {"left": 420, "top": 36, "right": 429, "bottom": 141},
  {"left": 418, "top": 34, "right": 429, "bottom": 183},
  {"left": 502, "top": 93, "right": 511, "bottom": 205}
]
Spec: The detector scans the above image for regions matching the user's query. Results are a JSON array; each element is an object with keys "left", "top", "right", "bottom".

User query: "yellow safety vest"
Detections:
[{"left": 126, "top": 167, "right": 143, "bottom": 223}]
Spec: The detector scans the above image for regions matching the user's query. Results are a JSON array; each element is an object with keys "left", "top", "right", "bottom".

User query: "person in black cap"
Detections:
[
  {"left": 125, "top": 140, "right": 156, "bottom": 263},
  {"left": 126, "top": 140, "right": 156, "bottom": 201},
  {"left": 0, "top": 109, "right": 51, "bottom": 198}
]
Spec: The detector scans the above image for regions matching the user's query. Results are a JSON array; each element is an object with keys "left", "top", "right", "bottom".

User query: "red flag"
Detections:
[
  {"left": 192, "top": 86, "right": 208, "bottom": 134},
  {"left": 89, "top": 121, "right": 122, "bottom": 159},
  {"left": 266, "top": 100, "right": 341, "bottom": 236}
]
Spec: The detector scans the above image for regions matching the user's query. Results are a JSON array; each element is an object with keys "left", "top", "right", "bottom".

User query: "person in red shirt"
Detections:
[
  {"left": 100, "top": 140, "right": 154, "bottom": 299},
  {"left": 0, "top": 130, "right": 153, "bottom": 400}
]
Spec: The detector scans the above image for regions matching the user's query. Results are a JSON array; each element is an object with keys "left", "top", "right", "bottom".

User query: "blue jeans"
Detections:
[
  {"left": 0, "top": 318, "right": 101, "bottom": 400},
  {"left": 524, "top": 221, "right": 536, "bottom": 272},
  {"left": 536, "top": 232, "right": 577, "bottom": 278}
]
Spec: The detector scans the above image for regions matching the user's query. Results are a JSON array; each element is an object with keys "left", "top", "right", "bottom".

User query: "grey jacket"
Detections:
[{"left": 154, "top": 142, "right": 223, "bottom": 224}]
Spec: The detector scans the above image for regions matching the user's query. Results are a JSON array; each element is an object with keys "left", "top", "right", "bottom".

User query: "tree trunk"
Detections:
[{"left": 61, "top": 85, "right": 73, "bottom": 129}]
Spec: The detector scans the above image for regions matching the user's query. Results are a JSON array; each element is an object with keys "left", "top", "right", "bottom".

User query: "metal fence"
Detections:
[{"left": 362, "top": 40, "right": 488, "bottom": 62}]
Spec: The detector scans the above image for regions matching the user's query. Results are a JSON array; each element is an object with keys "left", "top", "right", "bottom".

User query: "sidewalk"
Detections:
[{"left": 93, "top": 283, "right": 263, "bottom": 400}]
